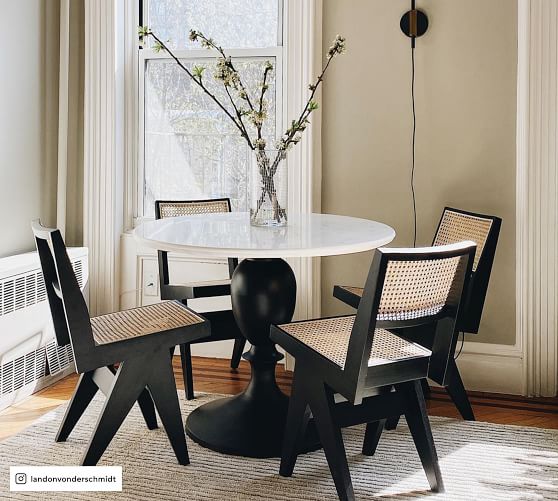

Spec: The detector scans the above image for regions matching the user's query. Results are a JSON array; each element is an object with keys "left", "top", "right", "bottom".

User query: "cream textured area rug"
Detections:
[{"left": 0, "top": 393, "right": 557, "bottom": 500}]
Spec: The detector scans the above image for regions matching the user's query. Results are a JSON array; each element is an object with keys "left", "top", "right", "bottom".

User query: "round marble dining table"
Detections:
[{"left": 134, "top": 212, "right": 395, "bottom": 458}]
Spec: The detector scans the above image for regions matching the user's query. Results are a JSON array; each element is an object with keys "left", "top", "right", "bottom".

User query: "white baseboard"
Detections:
[
  {"left": 455, "top": 341, "right": 524, "bottom": 395},
  {"left": 173, "top": 340, "right": 238, "bottom": 359},
  {"left": 175, "top": 340, "right": 524, "bottom": 394}
]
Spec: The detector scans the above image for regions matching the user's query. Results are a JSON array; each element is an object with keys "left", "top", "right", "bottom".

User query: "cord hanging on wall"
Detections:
[{"left": 400, "top": 1, "right": 428, "bottom": 247}]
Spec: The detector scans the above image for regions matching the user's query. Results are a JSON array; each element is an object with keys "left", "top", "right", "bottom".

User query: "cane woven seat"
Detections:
[
  {"left": 278, "top": 315, "right": 430, "bottom": 369},
  {"left": 91, "top": 301, "right": 205, "bottom": 345},
  {"left": 157, "top": 200, "right": 230, "bottom": 219}
]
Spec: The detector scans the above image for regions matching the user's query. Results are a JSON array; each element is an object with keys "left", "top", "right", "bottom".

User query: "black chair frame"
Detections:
[
  {"left": 272, "top": 242, "right": 475, "bottom": 500},
  {"left": 33, "top": 221, "right": 209, "bottom": 466},
  {"left": 334, "top": 206, "right": 501, "bottom": 421},
  {"left": 155, "top": 198, "right": 246, "bottom": 400}
]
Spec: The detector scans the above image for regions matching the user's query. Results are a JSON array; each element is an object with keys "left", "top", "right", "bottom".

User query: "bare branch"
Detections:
[{"left": 147, "top": 31, "right": 255, "bottom": 149}]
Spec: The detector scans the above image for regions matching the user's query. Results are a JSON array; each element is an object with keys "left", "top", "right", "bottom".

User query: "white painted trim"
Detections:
[
  {"left": 124, "top": 0, "right": 139, "bottom": 231},
  {"left": 56, "top": 0, "right": 70, "bottom": 237},
  {"left": 436, "top": 341, "right": 524, "bottom": 395},
  {"left": 461, "top": 340, "right": 522, "bottom": 358},
  {"left": 516, "top": 0, "right": 558, "bottom": 396},
  {"left": 284, "top": 0, "right": 323, "bottom": 325},
  {"left": 141, "top": 47, "right": 284, "bottom": 60},
  {"left": 456, "top": 341, "right": 523, "bottom": 395},
  {"left": 84, "top": 0, "right": 125, "bottom": 314}
]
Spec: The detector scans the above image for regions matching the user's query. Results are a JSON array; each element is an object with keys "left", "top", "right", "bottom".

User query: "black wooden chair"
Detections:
[
  {"left": 333, "top": 207, "right": 501, "bottom": 421},
  {"left": 155, "top": 198, "right": 245, "bottom": 400},
  {"left": 271, "top": 241, "right": 476, "bottom": 500},
  {"left": 32, "top": 221, "right": 209, "bottom": 466}
]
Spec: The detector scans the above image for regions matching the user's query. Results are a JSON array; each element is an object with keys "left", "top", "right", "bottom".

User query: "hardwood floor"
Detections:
[{"left": 0, "top": 356, "right": 556, "bottom": 441}]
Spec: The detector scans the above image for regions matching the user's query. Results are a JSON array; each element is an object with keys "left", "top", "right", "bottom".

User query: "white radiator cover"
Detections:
[{"left": 0, "top": 248, "right": 88, "bottom": 410}]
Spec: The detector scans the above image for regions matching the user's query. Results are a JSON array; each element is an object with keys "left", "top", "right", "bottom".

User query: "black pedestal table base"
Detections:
[{"left": 185, "top": 258, "right": 319, "bottom": 458}]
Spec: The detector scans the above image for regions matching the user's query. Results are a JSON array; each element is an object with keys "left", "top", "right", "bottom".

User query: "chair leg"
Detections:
[
  {"left": 56, "top": 371, "right": 98, "bottom": 442},
  {"left": 137, "top": 389, "right": 158, "bottom": 430},
  {"left": 179, "top": 343, "right": 195, "bottom": 400},
  {"left": 147, "top": 349, "right": 190, "bottom": 466},
  {"left": 230, "top": 337, "right": 246, "bottom": 369},
  {"left": 98, "top": 365, "right": 158, "bottom": 431},
  {"left": 362, "top": 419, "right": 386, "bottom": 456},
  {"left": 421, "top": 378, "right": 431, "bottom": 398},
  {"left": 396, "top": 380, "right": 444, "bottom": 493},
  {"left": 446, "top": 359, "right": 475, "bottom": 420},
  {"left": 279, "top": 367, "right": 311, "bottom": 477},
  {"left": 81, "top": 357, "right": 150, "bottom": 466},
  {"left": 384, "top": 415, "right": 400, "bottom": 430},
  {"left": 309, "top": 380, "right": 355, "bottom": 501}
]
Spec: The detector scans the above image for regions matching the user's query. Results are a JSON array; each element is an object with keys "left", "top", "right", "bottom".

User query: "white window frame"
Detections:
[
  {"left": 120, "top": 0, "right": 322, "bottom": 329},
  {"left": 134, "top": 0, "right": 285, "bottom": 223}
]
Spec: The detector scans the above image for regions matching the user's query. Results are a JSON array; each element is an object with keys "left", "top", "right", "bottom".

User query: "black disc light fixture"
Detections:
[
  {"left": 400, "top": 0, "right": 429, "bottom": 48},
  {"left": 400, "top": 0, "right": 428, "bottom": 247}
]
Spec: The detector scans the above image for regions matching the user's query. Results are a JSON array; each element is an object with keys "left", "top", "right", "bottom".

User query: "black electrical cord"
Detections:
[
  {"left": 411, "top": 44, "right": 417, "bottom": 247},
  {"left": 454, "top": 331, "right": 465, "bottom": 360}
]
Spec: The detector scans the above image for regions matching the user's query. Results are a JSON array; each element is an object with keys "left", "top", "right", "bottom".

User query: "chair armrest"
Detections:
[
  {"left": 162, "top": 279, "right": 232, "bottom": 300},
  {"left": 332, "top": 285, "right": 363, "bottom": 309}
]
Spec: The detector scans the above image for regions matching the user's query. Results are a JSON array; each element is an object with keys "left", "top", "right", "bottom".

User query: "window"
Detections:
[{"left": 139, "top": 0, "right": 283, "bottom": 218}]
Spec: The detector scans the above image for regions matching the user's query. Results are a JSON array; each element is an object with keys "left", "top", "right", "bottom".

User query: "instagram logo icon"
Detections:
[{"left": 14, "top": 473, "right": 27, "bottom": 485}]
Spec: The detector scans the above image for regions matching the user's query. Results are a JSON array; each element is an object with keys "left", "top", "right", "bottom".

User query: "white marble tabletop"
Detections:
[{"left": 133, "top": 212, "right": 396, "bottom": 259}]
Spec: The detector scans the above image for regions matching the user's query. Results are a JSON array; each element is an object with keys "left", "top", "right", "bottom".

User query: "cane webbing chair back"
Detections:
[
  {"left": 157, "top": 199, "right": 231, "bottom": 219},
  {"left": 155, "top": 198, "right": 238, "bottom": 299},
  {"left": 32, "top": 221, "right": 95, "bottom": 359},
  {"left": 377, "top": 257, "right": 462, "bottom": 321},
  {"left": 345, "top": 242, "right": 475, "bottom": 399},
  {"left": 334, "top": 207, "right": 501, "bottom": 334},
  {"left": 432, "top": 208, "right": 501, "bottom": 333},
  {"left": 433, "top": 209, "right": 492, "bottom": 272}
]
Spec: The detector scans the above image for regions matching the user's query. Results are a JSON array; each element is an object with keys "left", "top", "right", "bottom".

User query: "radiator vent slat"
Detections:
[
  {"left": 13, "top": 357, "right": 25, "bottom": 392},
  {"left": 15, "top": 277, "right": 25, "bottom": 311},
  {"left": 37, "top": 274, "right": 46, "bottom": 303},
  {"left": 1, "top": 361, "right": 13, "bottom": 395},
  {"left": 25, "top": 275, "right": 35, "bottom": 307},
  {"left": 3, "top": 281, "right": 14, "bottom": 315},
  {"left": 0, "top": 346, "right": 62, "bottom": 396},
  {"left": 46, "top": 340, "right": 75, "bottom": 376},
  {"left": 0, "top": 257, "right": 86, "bottom": 317},
  {"left": 73, "top": 261, "right": 84, "bottom": 289}
]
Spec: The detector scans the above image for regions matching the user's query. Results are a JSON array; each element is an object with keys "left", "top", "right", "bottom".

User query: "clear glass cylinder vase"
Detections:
[{"left": 250, "top": 148, "right": 288, "bottom": 227}]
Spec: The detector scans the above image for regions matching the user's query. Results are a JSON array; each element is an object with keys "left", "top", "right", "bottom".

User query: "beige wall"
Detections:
[
  {"left": 0, "top": 0, "right": 60, "bottom": 258},
  {"left": 321, "top": 0, "right": 517, "bottom": 345},
  {"left": 0, "top": 1, "right": 84, "bottom": 257}
]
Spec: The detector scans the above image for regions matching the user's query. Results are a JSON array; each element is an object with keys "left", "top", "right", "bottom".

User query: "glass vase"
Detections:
[{"left": 250, "top": 148, "right": 288, "bottom": 227}]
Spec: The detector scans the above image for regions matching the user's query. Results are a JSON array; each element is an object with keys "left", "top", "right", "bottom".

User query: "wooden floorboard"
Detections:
[{"left": 0, "top": 356, "right": 556, "bottom": 441}]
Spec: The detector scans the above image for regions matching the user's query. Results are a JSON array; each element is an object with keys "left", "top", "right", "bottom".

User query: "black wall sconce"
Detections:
[
  {"left": 400, "top": 0, "right": 429, "bottom": 246},
  {"left": 400, "top": 0, "right": 429, "bottom": 48}
]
